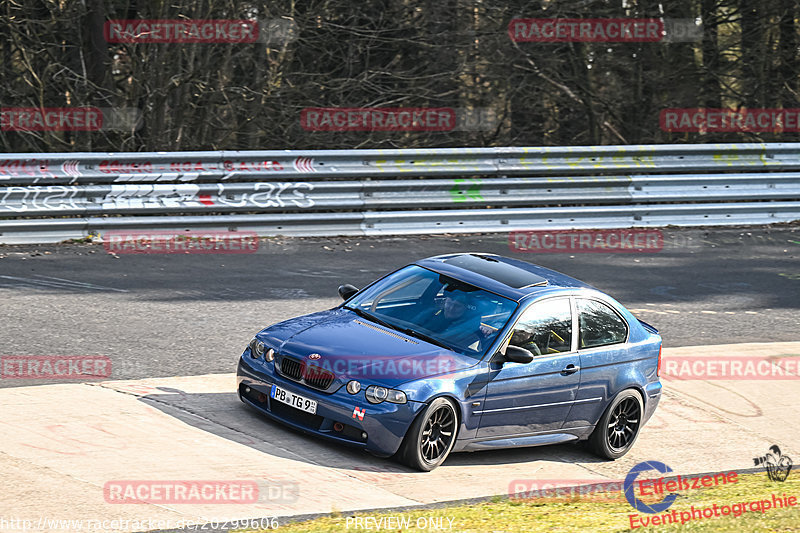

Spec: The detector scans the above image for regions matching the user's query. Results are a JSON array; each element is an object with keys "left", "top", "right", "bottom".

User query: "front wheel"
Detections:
[
  {"left": 588, "top": 389, "right": 644, "bottom": 460},
  {"left": 397, "top": 397, "right": 458, "bottom": 471}
]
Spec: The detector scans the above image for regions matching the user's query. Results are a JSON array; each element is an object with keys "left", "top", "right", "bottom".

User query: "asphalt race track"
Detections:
[
  {"left": 0, "top": 225, "right": 798, "bottom": 386},
  {"left": 0, "top": 224, "right": 799, "bottom": 532}
]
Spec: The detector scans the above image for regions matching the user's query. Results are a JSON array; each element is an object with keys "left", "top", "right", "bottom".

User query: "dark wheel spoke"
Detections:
[{"left": 423, "top": 442, "right": 433, "bottom": 460}]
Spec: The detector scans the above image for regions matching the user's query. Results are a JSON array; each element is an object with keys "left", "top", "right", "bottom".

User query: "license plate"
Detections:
[{"left": 270, "top": 384, "right": 317, "bottom": 414}]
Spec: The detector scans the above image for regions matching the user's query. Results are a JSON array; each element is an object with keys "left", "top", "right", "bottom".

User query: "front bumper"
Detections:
[{"left": 237, "top": 355, "right": 426, "bottom": 457}]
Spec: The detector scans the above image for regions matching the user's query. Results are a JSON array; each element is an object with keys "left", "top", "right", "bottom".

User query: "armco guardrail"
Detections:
[{"left": 1, "top": 143, "right": 799, "bottom": 243}]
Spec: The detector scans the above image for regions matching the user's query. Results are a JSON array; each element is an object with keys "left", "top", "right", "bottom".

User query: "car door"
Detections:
[
  {"left": 476, "top": 297, "right": 581, "bottom": 438},
  {"left": 562, "top": 297, "right": 630, "bottom": 429}
]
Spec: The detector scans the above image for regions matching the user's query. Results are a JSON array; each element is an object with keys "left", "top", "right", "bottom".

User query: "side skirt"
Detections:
[{"left": 453, "top": 426, "right": 594, "bottom": 452}]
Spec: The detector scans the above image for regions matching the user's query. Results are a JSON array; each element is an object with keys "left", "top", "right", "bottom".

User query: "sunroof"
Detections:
[{"left": 443, "top": 254, "right": 548, "bottom": 289}]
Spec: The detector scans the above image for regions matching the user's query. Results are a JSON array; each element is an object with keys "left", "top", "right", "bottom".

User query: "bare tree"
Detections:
[{"left": 0, "top": 0, "right": 798, "bottom": 151}]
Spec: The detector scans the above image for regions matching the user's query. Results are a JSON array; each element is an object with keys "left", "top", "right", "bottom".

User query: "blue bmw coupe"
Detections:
[{"left": 237, "top": 253, "right": 662, "bottom": 471}]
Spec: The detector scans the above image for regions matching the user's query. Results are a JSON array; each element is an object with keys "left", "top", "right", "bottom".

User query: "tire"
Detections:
[
  {"left": 588, "top": 389, "right": 644, "bottom": 460},
  {"left": 397, "top": 397, "right": 459, "bottom": 472}
]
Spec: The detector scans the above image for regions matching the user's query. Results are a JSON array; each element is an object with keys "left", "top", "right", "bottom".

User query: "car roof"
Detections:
[{"left": 415, "top": 253, "right": 595, "bottom": 301}]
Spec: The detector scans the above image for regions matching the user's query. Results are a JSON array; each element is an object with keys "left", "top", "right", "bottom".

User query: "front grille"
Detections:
[
  {"left": 280, "top": 357, "right": 303, "bottom": 380},
  {"left": 278, "top": 356, "right": 335, "bottom": 391},
  {"left": 303, "top": 364, "right": 335, "bottom": 390}
]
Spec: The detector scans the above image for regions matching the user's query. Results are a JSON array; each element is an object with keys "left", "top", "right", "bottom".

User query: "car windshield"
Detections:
[{"left": 345, "top": 265, "right": 517, "bottom": 359}]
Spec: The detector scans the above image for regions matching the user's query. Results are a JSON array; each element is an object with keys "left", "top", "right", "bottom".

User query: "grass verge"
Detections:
[{"left": 239, "top": 471, "right": 800, "bottom": 532}]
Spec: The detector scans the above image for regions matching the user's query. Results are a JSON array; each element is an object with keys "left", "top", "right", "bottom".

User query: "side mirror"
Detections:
[
  {"left": 338, "top": 284, "right": 359, "bottom": 301},
  {"left": 504, "top": 345, "right": 534, "bottom": 364}
]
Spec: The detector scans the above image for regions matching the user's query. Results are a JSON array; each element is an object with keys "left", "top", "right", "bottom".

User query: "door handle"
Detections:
[{"left": 561, "top": 364, "right": 580, "bottom": 375}]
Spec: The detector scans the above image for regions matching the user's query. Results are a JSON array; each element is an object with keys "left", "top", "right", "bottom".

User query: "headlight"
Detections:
[
  {"left": 346, "top": 380, "right": 361, "bottom": 394},
  {"left": 248, "top": 338, "right": 268, "bottom": 359},
  {"left": 365, "top": 385, "right": 406, "bottom": 404}
]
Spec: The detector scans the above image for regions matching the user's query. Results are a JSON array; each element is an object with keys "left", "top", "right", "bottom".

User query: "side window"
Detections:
[
  {"left": 509, "top": 298, "right": 572, "bottom": 355},
  {"left": 577, "top": 299, "right": 628, "bottom": 349}
]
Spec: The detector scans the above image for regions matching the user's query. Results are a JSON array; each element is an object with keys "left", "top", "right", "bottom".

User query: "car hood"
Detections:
[{"left": 272, "top": 308, "right": 478, "bottom": 388}]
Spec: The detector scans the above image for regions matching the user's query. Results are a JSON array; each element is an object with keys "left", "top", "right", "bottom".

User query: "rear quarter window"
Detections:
[{"left": 577, "top": 298, "right": 628, "bottom": 349}]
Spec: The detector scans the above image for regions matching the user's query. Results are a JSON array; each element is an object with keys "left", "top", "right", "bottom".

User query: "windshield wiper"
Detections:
[
  {"left": 395, "top": 326, "right": 456, "bottom": 352},
  {"left": 345, "top": 306, "right": 396, "bottom": 330},
  {"left": 346, "top": 306, "right": 456, "bottom": 352}
]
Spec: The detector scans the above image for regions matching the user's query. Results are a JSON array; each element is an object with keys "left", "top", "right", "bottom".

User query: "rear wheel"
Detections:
[
  {"left": 397, "top": 397, "right": 458, "bottom": 471},
  {"left": 588, "top": 389, "right": 644, "bottom": 459}
]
